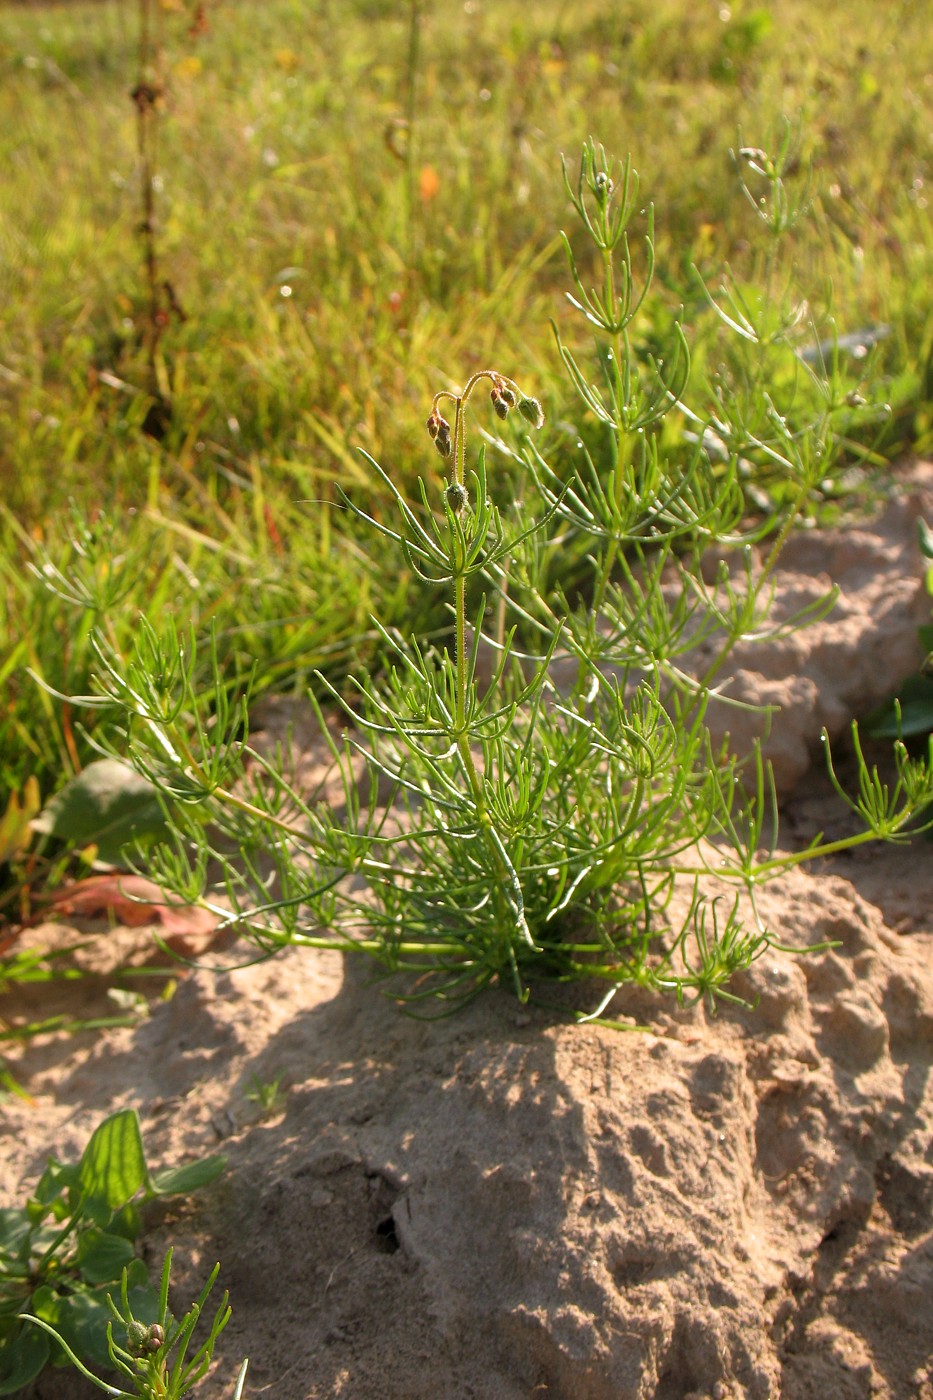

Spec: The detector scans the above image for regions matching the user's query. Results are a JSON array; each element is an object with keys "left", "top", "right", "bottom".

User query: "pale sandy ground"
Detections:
[{"left": 4, "top": 464, "right": 933, "bottom": 1399}]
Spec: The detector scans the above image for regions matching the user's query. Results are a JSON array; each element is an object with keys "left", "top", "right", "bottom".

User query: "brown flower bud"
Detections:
[
  {"left": 428, "top": 411, "right": 452, "bottom": 457},
  {"left": 130, "top": 83, "right": 160, "bottom": 113},
  {"left": 434, "top": 422, "right": 452, "bottom": 458},
  {"left": 146, "top": 1325, "right": 165, "bottom": 1354},
  {"left": 490, "top": 388, "right": 510, "bottom": 421}
]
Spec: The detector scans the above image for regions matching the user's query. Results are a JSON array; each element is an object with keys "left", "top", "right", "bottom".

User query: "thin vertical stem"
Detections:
[
  {"left": 402, "top": 0, "right": 422, "bottom": 266},
  {"left": 453, "top": 394, "right": 466, "bottom": 489},
  {"left": 449, "top": 395, "right": 484, "bottom": 810},
  {"left": 133, "top": 0, "right": 167, "bottom": 388}
]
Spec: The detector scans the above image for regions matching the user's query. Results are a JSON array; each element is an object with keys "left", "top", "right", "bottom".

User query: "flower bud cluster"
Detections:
[
  {"left": 127, "top": 1321, "right": 164, "bottom": 1358},
  {"left": 426, "top": 374, "right": 544, "bottom": 462},
  {"left": 489, "top": 375, "right": 517, "bottom": 421},
  {"left": 489, "top": 374, "right": 545, "bottom": 431},
  {"left": 426, "top": 409, "right": 452, "bottom": 459}
]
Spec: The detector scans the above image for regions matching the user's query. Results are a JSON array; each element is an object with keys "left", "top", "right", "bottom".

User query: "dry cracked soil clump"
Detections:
[{"left": 3, "top": 464, "right": 933, "bottom": 1399}]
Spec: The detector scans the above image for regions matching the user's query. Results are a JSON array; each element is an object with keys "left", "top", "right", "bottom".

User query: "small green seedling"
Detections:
[
  {"left": 19, "top": 1248, "right": 247, "bottom": 1400},
  {"left": 243, "top": 1072, "right": 286, "bottom": 1117},
  {"left": 0, "top": 1108, "right": 225, "bottom": 1394}
]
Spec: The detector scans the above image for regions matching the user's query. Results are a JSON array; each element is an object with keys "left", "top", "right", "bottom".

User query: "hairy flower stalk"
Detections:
[
  {"left": 427, "top": 370, "right": 543, "bottom": 754},
  {"left": 426, "top": 371, "right": 545, "bottom": 956}
]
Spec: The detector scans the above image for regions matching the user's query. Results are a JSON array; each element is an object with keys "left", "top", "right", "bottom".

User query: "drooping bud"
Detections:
[
  {"left": 490, "top": 387, "right": 510, "bottom": 421},
  {"left": 145, "top": 1325, "right": 165, "bottom": 1354},
  {"left": 434, "top": 419, "right": 452, "bottom": 458},
  {"left": 517, "top": 396, "right": 545, "bottom": 430},
  {"left": 427, "top": 410, "right": 452, "bottom": 457}
]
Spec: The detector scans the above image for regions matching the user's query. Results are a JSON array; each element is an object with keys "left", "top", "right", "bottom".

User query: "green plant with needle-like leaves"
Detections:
[
  {"left": 244, "top": 1072, "right": 286, "bottom": 1118},
  {"left": 75, "top": 140, "right": 933, "bottom": 1023},
  {"left": 19, "top": 1249, "right": 247, "bottom": 1400},
  {"left": 0, "top": 1110, "right": 225, "bottom": 1394}
]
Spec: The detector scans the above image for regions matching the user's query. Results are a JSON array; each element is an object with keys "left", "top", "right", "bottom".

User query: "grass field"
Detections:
[{"left": 2, "top": 0, "right": 932, "bottom": 899}]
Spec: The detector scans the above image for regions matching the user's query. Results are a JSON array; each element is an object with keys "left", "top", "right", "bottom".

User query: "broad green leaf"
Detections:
[
  {"left": 0, "top": 1319, "right": 50, "bottom": 1394},
  {"left": 33, "top": 1158, "right": 79, "bottom": 1209},
  {"left": 109, "top": 1201, "right": 141, "bottom": 1242},
  {"left": 29, "top": 1223, "right": 76, "bottom": 1267},
  {"left": 32, "top": 759, "right": 168, "bottom": 867},
  {"left": 76, "top": 1230, "right": 135, "bottom": 1285},
  {"left": 77, "top": 1110, "right": 147, "bottom": 1224},
  {"left": 148, "top": 1154, "right": 226, "bottom": 1197},
  {"left": 0, "top": 1208, "right": 30, "bottom": 1256},
  {"left": 32, "top": 1283, "right": 113, "bottom": 1371}
]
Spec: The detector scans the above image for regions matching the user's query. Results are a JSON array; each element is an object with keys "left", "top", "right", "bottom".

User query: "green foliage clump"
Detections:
[
  {"left": 3, "top": 0, "right": 933, "bottom": 920},
  {"left": 21, "top": 1249, "right": 247, "bottom": 1400},
  {"left": 0, "top": 1109, "right": 225, "bottom": 1394},
  {"left": 80, "top": 142, "right": 933, "bottom": 1022}
]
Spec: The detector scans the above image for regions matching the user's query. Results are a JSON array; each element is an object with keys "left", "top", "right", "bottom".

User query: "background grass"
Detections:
[{"left": 1, "top": 0, "right": 932, "bottom": 886}]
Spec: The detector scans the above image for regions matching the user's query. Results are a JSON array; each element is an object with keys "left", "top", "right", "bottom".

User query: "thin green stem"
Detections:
[
  {"left": 448, "top": 381, "right": 484, "bottom": 806},
  {"left": 292, "top": 935, "right": 470, "bottom": 957},
  {"left": 453, "top": 394, "right": 465, "bottom": 489},
  {"left": 170, "top": 733, "right": 312, "bottom": 840},
  {"left": 680, "top": 467, "right": 818, "bottom": 738},
  {"left": 442, "top": 375, "right": 537, "bottom": 960},
  {"left": 577, "top": 249, "right": 627, "bottom": 690},
  {"left": 672, "top": 825, "right": 908, "bottom": 885}
]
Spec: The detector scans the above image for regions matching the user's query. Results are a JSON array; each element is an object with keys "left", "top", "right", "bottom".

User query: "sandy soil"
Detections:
[{"left": 3, "top": 465, "right": 933, "bottom": 1400}]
